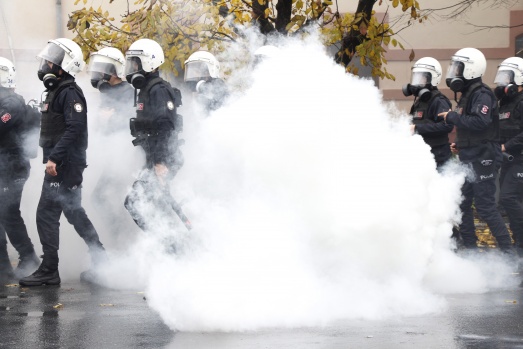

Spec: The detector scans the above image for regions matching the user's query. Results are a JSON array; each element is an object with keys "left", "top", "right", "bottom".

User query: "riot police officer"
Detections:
[
  {"left": 439, "top": 48, "right": 514, "bottom": 253},
  {"left": 87, "top": 47, "right": 135, "bottom": 132},
  {"left": 87, "top": 47, "right": 135, "bottom": 246},
  {"left": 124, "top": 38, "right": 185, "bottom": 232},
  {"left": 495, "top": 57, "right": 523, "bottom": 255},
  {"left": 405, "top": 57, "right": 453, "bottom": 168},
  {"left": 184, "top": 50, "right": 227, "bottom": 113},
  {"left": 19, "top": 38, "right": 106, "bottom": 286},
  {"left": 253, "top": 45, "right": 280, "bottom": 66},
  {"left": 0, "top": 57, "right": 41, "bottom": 281}
]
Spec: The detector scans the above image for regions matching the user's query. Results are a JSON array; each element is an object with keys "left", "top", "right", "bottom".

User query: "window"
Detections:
[{"left": 516, "top": 34, "right": 523, "bottom": 58}]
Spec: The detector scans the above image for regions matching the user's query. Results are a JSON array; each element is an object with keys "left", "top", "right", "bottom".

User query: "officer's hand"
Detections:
[
  {"left": 450, "top": 143, "right": 458, "bottom": 154},
  {"left": 46, "top": 160, "right": 57, "bottom": 176},
  {"left": 154, "top": 163, "right": 169, "bottom": 185},
  {"left": 502, "top": 144, "right": 506, "bottom": 152},
  {"left": 437, "top": 110, "right": 449, "bottom": 122}
]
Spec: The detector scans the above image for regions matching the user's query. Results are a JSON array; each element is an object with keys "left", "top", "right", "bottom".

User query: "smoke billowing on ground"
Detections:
[{"left": 15, "top": 32, "right": 519, "bottom": 333}]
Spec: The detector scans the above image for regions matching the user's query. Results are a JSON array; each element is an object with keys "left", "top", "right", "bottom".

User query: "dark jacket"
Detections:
[
  {"left": 134, "top": 72, "right": 181, "bottom": 171},
  {"left": 0, "top": 87, "right": 39, "bottom": 182},
  {"left": 499, "top": 90, "right": 523, "bottom": 156},
  {"left": 446, "top": 80, "right": 500, "bottom": 163},
  {"left": 411, "top": 89, "right": 453, "bottom": 164},
  {"left": 40, "top": 75, "right": 88, "bottom": 188}
]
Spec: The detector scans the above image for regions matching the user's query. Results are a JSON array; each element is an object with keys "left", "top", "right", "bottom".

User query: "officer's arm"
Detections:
[
  {"left": 446, "top": 91, "right": 494, "bottom": 131},
  {"left": 415, "top": 98, "right": 454, "bottom": 135},
  {"left": 504, "top": 99, "right": 523, "bottom": 152},
  {"left": 0, "top": 96, "right": 25, "bottom": 136},
  {"left": 48, "top": 89, "right": 87, "bottom": 164},
  {"left": 148, "top": 86, "right": 175, "bottom": 166}
]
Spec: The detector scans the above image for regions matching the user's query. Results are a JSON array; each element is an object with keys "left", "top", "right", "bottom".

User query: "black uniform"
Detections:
[
  {"left": 446, "top": 79, "right": 513, "bottom": 250},
  {"left": 0, "top": 87, "right": 40, "bottom": 278},
  {"left": 98, "top": 81, "right": 135, "bottom": 133},
  {"left": 195, "top": 78, "right": 228, "bottom": 113},
  {"left": 411, "top": 89, "right": 454, "bottom": 167},
  {"left": 91, "top": 81, "right": 135, "bottom": 240},
  {"left": 124, "top": 71, "right": 183, "bottom": 232},
  {"left": 20, "top": 75, "right": 104, "bottom": 286},
  {"left": 498, "top": 90, "right": 523, "bottom": 253}
]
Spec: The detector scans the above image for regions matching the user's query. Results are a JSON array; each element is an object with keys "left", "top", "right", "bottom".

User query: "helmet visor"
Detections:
[
  {"left": 37, "top": 42, "right": 66, "bottom": 67},
  {"left": 88, "top": 61, "right": 117, "bottom": 75},
  {"left": 494, "top": 69, "right": 514, "bottom": 86},
  {"left": 446, "top": 61, "right": 464, "bottom": 79},
  {"left": 125, "top": 56, "right": 144, "bottom": 76},
  {"left": 411, "top": 72, "right": 432, "bottom": 87},
  {"left": 184, "top": 61, "right": 210, "bottom": 82}
]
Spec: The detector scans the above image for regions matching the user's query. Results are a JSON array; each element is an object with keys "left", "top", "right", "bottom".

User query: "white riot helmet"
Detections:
[
  {"left": 445, "top": 48, "right": 486, "bottom": 92},
  {"left": 37, "top": 38, "right": 85, "bottom": 77},
  {"left": 411, "top": 57, "right": 442, "bottom": 87},
  {"left": 253, "top": 45, "right": 280, "bottom": 66},
  {"left": 494, "top": 57, "right": 523, "bottom": 86},
  {"left": 88, "top": 47, "right": 126, "bottom": 91},
  {"left": 494, "top": 57, "right": 523, "bottom": 99},
  {"left": 402, "top": 57, "right": 442, "bottom": 101},
  {"left": 88, "top": 47, "right": 126, "bottom": 79},
  {"left": 37, "top": 38, "right": 85, "bottom": 89},
  {"left": 184, "top": 51, "right": 220, "bottom": 83},
  {"left": 0, "top": 57, "right": 16, "bottom": 88},
  {"left": 254, "top": 45, "right": 280, "bottom": 59},
  {"left": 125, "top": 38, "right": 165, "bottom": 89}
]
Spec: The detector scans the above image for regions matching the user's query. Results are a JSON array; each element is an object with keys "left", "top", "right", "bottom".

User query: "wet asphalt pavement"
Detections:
[{"left": 1, "top": 279, "right": 523, "bottom": 348}]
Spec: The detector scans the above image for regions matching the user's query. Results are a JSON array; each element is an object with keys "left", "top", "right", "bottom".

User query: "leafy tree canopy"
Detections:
[{"left": 68, "top": 0, "right": 426, "bottom": 80}]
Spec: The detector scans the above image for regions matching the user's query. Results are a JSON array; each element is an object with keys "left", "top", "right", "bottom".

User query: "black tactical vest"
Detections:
[
  {"left": 39, "top": 79, "right": 85, "bottom": 148},
  {"left": 410, "top": 90, "right": 449, "bottom": 147},
  {"left": 454, "top": 82, "right": 499, "bottom": 148},
  {"left": 135, "top": 77, "right": 179, "bottom": 131},
  {"left": 498, "top": 92, "right": 523, "bottom": 143}
]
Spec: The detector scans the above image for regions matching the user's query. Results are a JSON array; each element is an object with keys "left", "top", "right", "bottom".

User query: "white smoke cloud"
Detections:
[{"left": 14, "top": 31, "right": 519, "bottom": 332}]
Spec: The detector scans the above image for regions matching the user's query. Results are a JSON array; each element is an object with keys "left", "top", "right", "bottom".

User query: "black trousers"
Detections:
[
  {"left": 37, "top": 180, "right": 103, "bottom": 270},
  {"left": 0, "top": 179, "right": 36, "bottom": 260},
  {"left": 459, "top": 174, "right": 513, "bottom": 249},
  {"left": 499, "top": 159, "right": 523, "bottom": 249},
  {"left": 124, "top": 170, "right": 175, "bottom": 232}
]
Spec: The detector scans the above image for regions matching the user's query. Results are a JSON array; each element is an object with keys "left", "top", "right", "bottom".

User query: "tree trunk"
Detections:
[{"left": 336, "top": 0, "right": 375, "bottom": 66}]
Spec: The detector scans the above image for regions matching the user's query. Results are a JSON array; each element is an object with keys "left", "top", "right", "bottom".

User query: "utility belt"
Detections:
[
  {"left": 130, "top": 118, "right": 161, "bottom": 147},
  {"left": 129, "top": 118, "right": 161, "bottom": 137},
  {"left": 455, "top": 139, "right": 493, "bottom": 149}
]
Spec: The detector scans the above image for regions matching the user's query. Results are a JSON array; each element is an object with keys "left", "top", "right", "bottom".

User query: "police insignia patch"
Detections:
[
  {"left": 167, "top": 101, "right": 174, "bottom": 110},
  {"left": 499, "top": 112, "right": 510, "bottom": 120},
  {"left": 1, "top": 113, "right": 11, "bottom": 123},
  {"left": 480, "top": 105, "right": 489, "bottom": 115},
  {"left": 74, "top": 103, "right": 83, "bottom": 113}
]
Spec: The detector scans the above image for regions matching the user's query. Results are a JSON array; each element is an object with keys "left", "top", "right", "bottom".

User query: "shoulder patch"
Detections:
[
  {"left": 1, "top": 113, "right": 12, "bottom": 123},
  {"left": 167, "top": 101, "right": 175, "bottom": 110},
  {"left": 480, "top": 105, "right": 489, "bottom": 115},
  {"left": 74, "top": 103, "right": 83, "bottom": 113}
]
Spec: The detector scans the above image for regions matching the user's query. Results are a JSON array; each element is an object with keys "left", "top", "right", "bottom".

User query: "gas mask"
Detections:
[
  {"left": 402, "top": 84, "right": 431, "bottom": 102},
  {"left": 126, "top": 71, "right": 146, "bottom": 89},
  {"left": 37, "top": 63, "right": 61, "bottom": 90},
  {"left": 494, "top": 84, "right": 518, "bottom": 100},
  {"left": 446, "top": 77, "right": 465, "bottom": 93},
  {"left": 91, "top": 73, "right": 112, "bottom": 92}
]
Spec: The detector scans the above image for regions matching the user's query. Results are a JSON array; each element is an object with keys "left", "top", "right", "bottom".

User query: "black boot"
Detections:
[
  {"left": 0, "top": 246, "right": 14, "bottom": 282},
  {"left": 0, "top": 259, "right": 14, "bottom": 283},
  {"left": 14, "top": 252, "right": 40, "bottom": 279},
  {"left": 19, "top": 265, "right": 60, "bottom": 286},
  {"left": 80, "top": 245, "right": 107, "bottom": 285}
]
